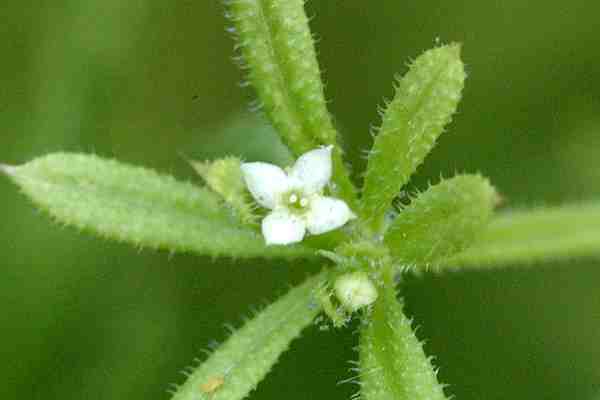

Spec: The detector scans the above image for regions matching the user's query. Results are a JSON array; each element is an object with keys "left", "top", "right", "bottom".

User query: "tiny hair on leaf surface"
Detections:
[
  {"left": 385, "top": 174, "right": 498, "bottom": 267},
  {"left": 226, "top": 0, "right": 358, "bottom": 207},
  {"left": 361, "top": 44, "right": 466, "bottom": 230},
  {"left": 2, "top": 0, "right": 600, "bottom": 399},
  {"left": 170, "top": 271, "right": 325, "bottom": 400},
  {"left": 441, "top": 202, "right": 600, "bottom": 270},
  {"left": 226, "top": 0, "right": 336, "bottom": 152},
  {"left": 359, "top": 266, "right": 448, "bottom": 400},
  {"left": 1, "top": 153, "right": 312, "bottom": 259}
]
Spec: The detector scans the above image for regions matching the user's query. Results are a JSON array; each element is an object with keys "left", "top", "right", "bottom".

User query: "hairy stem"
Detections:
[{"left": 359, "top": 263, "right": 447, "bottom": 400}]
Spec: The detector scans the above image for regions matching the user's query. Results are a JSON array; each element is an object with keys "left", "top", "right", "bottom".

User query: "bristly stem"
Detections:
[{"left": 359, "top": 262, "right": 448, "bottom": 400}]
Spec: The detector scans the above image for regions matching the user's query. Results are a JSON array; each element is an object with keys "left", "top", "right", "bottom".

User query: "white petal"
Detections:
[
  {"left": 288, "top": 146, "right": 332, "bottom": 194},
  {"left": 262, "top": 210, "right": 307, "bottom": 245},
  {"left": 241, "top": 162, "right": 289, "bottom": 209},
  {"left": 305, "top": 195, "right": 356, "bottom": 235}
]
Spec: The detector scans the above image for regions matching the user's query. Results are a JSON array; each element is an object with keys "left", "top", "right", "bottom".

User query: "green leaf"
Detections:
[
  {"left": 442, "top": 203, "right": 600, "bottom": 270},
  {"left": 385, "top": 174, "right": 498, "bottom": 267},
  {"left": 227, "top": 0, "right": 335, "bottom": 153},
  {"left": 226, "top": 0, "right": 357, "bottom": 207},
  {"left": 170, "top": 271, "right": 325, "bottom": 400},
  {"left": 190, "top": 156, "right": 258, "bottom": 225},
  {"left": 362, "top": 44, "right": 466, "bottom": 229},
  {"left": 359, "top": 266, "right": 448, "bottom": 400},
  {"left": 1, "top": 153, "right": 311, "bottom": 259}
]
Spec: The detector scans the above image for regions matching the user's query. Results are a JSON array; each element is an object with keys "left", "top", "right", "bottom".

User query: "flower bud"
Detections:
[{"left": 334, "top": 272, "right": 378, "bottom": 312}]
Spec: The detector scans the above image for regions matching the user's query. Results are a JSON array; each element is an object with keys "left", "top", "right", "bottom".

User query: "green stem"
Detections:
[{"left": 359, "top": 263, "right": 447, "bottom": 400}]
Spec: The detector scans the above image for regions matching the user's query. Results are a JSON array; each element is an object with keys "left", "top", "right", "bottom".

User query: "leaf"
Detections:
[
  {"left": 385, "top": 174, "right": 498, "bottom": 267},
  {"left": 359, "top": 266, "right": 448, "bottom": 400},
  {"left": 442, "top": 203, "right": 600, "bottom": 270},
  {"left": 226, "top": 0, "right": 335, "bottom": 153},
  {"left": 190, "top": 156, "right": 258, "bottom": 225},
  {"left": 226, "top": 0, "right": 357, "bottom": 207},
  {"left": 170, "top": 271, "right": 325, "bottom": 400},
  {"left": 362, "top": 44, "right": 466, "bottom": 228},
  {"left": 1, "top": 153, "right": 311, "bottom": 259}
]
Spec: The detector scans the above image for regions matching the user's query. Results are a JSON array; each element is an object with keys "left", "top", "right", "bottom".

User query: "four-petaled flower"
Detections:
[{"left": 241, "top": 146, "right": 356, "bottom": 245}]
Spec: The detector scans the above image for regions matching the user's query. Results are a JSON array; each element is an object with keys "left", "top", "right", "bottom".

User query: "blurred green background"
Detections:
[{"left": 1, "top": 1, "right": 599, "bottom": 399}]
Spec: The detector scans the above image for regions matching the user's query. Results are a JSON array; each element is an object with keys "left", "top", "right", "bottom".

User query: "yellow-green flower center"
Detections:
[{"left": 283, "top": 190, "right": 310, "bottom": 214}]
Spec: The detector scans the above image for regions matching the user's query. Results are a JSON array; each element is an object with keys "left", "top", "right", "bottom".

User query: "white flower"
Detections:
[{"left": 241, "top": 146, "right": 356, "bottom": 245}]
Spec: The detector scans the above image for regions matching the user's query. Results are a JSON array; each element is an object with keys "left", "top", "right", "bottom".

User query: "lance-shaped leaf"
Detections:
[
  {"left": 442, "top": 203, "right": 600, "bottom": 270},
  {"left": 359, "top": 267, "right": 448, "bottom": 400},
  {"left": 226, "top": 0, "right": 357, "bottom": 206},
  {"left": 385, "top": 174, "right": 497, "bottom": 267},
  {"left": 170, "top": 271, "right": 325, "bottom": 400},
  {"left": 0, "top": 153, "right": 311, "bottom": 259},
  {"left": 362, "top": 44, "right": 465, "bottom": 227}
]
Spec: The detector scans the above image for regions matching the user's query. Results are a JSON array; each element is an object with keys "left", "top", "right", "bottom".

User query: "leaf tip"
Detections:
[
  {"left": 446, "top": 41, "right": 462, "bottom": 55},
  {"left": 0, "top": 163, "right": 17, "bottom": 177},
  {"left": 187, "top": 158, "right": 209, "bottom": 178}
]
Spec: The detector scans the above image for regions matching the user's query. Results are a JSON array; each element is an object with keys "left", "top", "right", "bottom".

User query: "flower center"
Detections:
[{"left": 284, "top": 191, "right": 310, "bottom": 214}]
